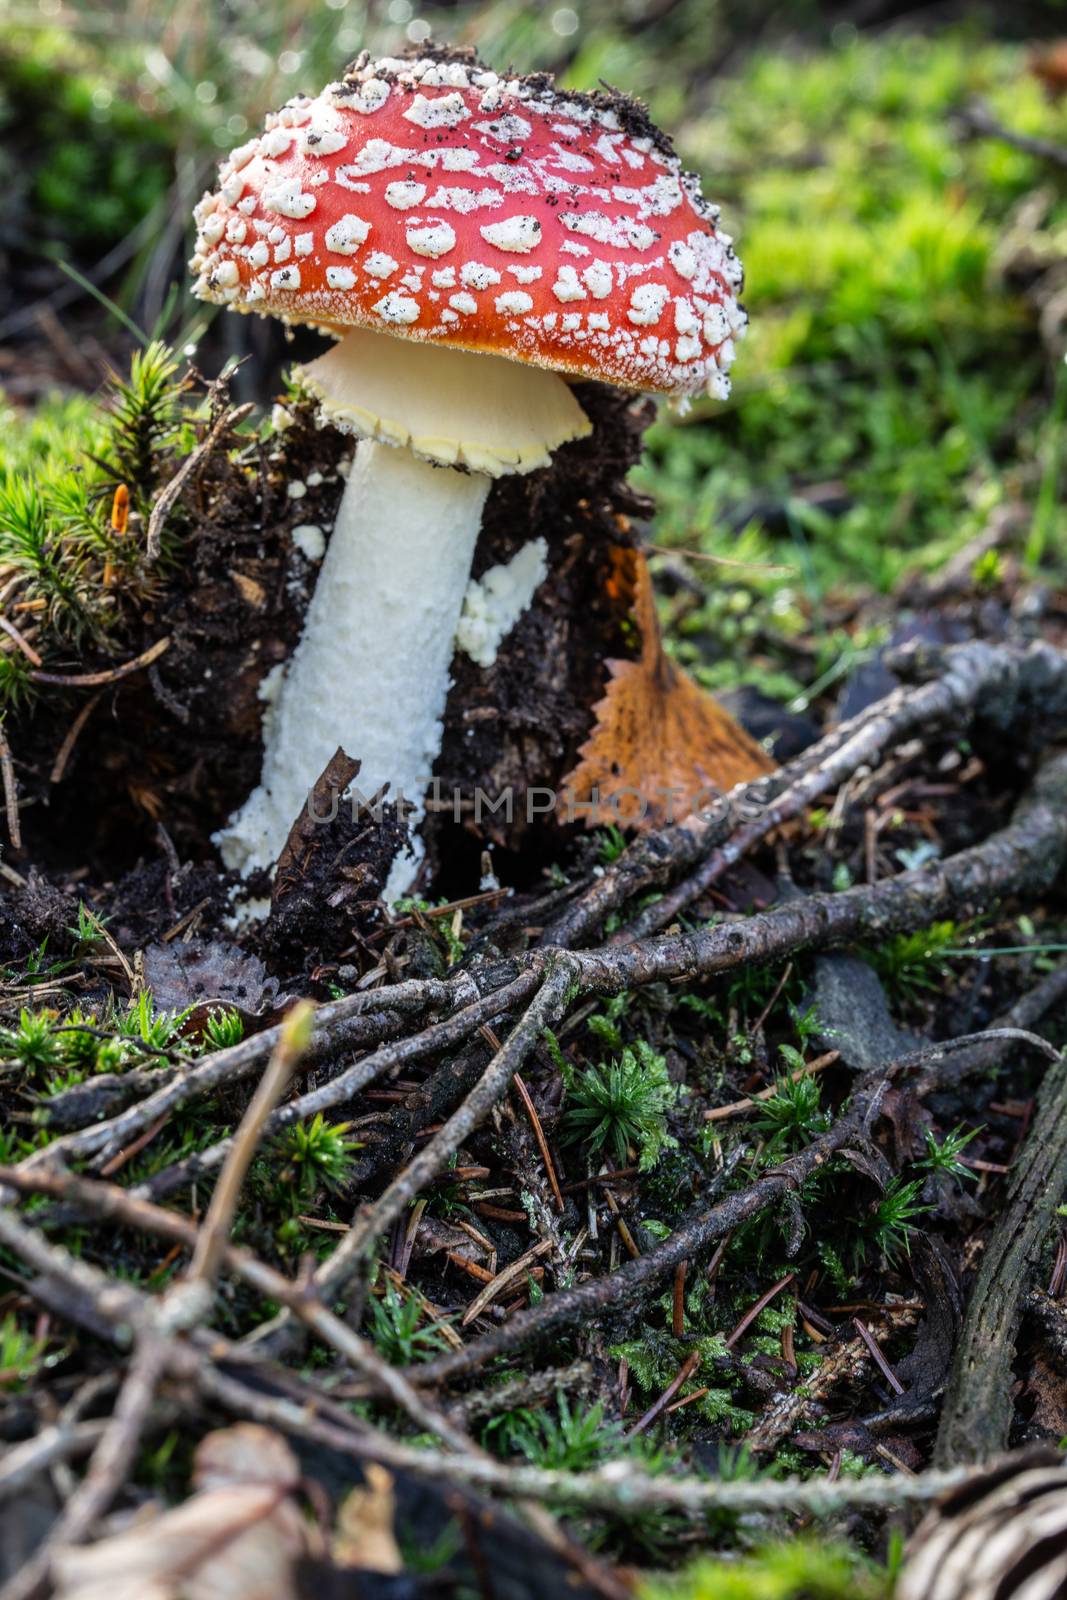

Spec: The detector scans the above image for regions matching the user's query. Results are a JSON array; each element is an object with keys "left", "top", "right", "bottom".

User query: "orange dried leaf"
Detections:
[
  {"left": 562, "top": 546, "right": 774, "bottom": 829},
  {"left": 333, "top": 1464, "right": 402, "bottom": 1574},
  {"left": 1031, "top": 42, "right": 1067, "bottom": 96}
]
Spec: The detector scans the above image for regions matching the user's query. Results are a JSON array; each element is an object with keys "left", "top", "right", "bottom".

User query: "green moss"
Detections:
[
  {"left": 641, "top": 1538, "right": 891, "bottom": 1600},
  {"left": 632, "top": 31, "right": 1067, "bottom": 606}
]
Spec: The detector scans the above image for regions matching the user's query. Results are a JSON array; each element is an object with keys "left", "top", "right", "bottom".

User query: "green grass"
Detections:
[
  {"left": 641, "top": 1537, "right": 893, "bottom": 1600},
  {"left": 4, "top": 17, "right": 1067, "bottom": 628},
  {"left": 638, "top": 31, "right": 1067, "bottom": 611}
]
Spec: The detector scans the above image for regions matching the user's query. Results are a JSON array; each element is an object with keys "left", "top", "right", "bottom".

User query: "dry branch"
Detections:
[
  {"left": 198, "top": 1360, "right": 981, "bottom": 1518},
  {"left": 408, "top": 1029, "right": 1058, "bottom": 1388},
  {"left": 935, "top": 1040, "right": 1067, "bottom": 1466},
  {"left": 248, "top": 958, "right": 578, "bottom": 1353},
  {"left": 30, "top": 636, "right": 171, "bottom": 688},
  {"left": 187, "top": 1001, "right": 312, "bottom": 1290},
  {"left": 543, "top": 638, "right": 1067, "bottom": 948},
  {"left": 145, "top": 401, "right": 255, "bottom": 560}
]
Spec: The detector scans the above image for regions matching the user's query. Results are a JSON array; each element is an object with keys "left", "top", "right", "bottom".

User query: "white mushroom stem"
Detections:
[
  {"left": 217, "top": 442, "right": 489, "bottom": 885},
  {"left": 216, "top": 326, "right": 590, "bottom": 893}
]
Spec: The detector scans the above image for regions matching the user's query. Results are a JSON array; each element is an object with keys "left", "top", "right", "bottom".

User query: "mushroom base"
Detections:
[{"left": 215, "top": 439, "right": 490, "bottom": 889}]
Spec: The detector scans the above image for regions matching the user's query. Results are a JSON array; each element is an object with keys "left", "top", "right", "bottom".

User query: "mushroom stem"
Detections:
[{"left": 216, "top": 440, "right": 490, "bottom": 889}]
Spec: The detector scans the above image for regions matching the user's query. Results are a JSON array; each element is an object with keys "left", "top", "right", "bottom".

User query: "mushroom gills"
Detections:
[{"left": 298, "top": 325, "right": 592, "bottom": 476}]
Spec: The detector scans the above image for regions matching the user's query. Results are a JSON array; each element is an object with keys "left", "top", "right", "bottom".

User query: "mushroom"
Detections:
[{"left": 190, "top": 47, "right": 751, "bottom": 892}]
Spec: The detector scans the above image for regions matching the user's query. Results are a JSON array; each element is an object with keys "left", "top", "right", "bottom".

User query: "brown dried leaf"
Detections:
[
  {"left": 54, "top": 1427, "right": 309, "bottom": 1600},
  {"left": 230, "top": 570, "right": 268, "bottom": 609},
  {"left": 562, "top": 546, "right": 774, "bottom": 828},
  {"left": 274, "top": 748, "right": 362, "bottom": 890},
  {"left": 52, "top": 1487, "right": 308, "bottom": 1600},
  {"left": 193, "top": 1423, "right": 301, "bottom": 1493},
  {"left": 1031, "top": 42, "right": 1067, "bottom": 97},
  {"left": 332, "top": 1464, "right": 402, "bottom": 1574}
]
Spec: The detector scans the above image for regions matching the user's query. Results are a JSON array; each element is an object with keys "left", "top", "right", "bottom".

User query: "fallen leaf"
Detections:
[
  {"left": 53, "top": 1426, "right": 311, "bottom": 1600},
  {"left": 332, "top": 1464, "right": 402, "bottom": 1574},
  {"left": 273, "top": 748, "right": 362, "bottom": 893},
  {"left": 193, "top": 1423, "right": 301, "bottom": 1493},
  {"left": 1031, "top": 42, "right": 1067, "bottom": 97},
  {"left": 562, "top": 546, "right": 774, "bottom": 828},
  {"left": 230, "top": 570, "right": 268, "bottom": 609},
  {"left": 142, "top": 938, "right": 283, "bottom": 1019}
]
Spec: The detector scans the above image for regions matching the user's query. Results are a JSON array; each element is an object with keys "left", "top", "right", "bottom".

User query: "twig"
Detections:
[
  {"left": 198, "top": 1362, "right": 983, "bottom": 1517},
  {"left": 0, "top": 615, "right": 42, "bottom": 667},
  {"left": 511, "top": 1070, "right": 565, "bottom": 1213},
  {"left": 914, "top": 960, "right": 1067, "bottom": 1094},
  {"left": 935, "top": 1041, "right": 1067, "bottom": 1465},
  {"left": 187, "top": 1001, "right": 313, "bottom": 1291},
  {"left": 706, "top": 1051, "right": 839, "bottom": 1122},
  {"left": 0, "top": 1420, "right": 108, "bottom": 1503},
  {"left": 30, "top": 636, "right": 171, "bottom": 689},
  {"left": 854, "top": 1319, "right": 906, "bottom": 1395},
  {"left": 145, "top": 401, "right": 255, "bottom": 560},
  {"left": 461, "top": 1239, "right": 554, "bottom": 1326},
  {"left": 726, "top": 1271, "right": 795, "bottom": 1348},
  {"left": 673, "top": 1260, "right": 687, "bottom": 1338},
  {"left": 0, "top": 721, "right": 21, "bottom": 850},
  {"left": 626, "top": 1350, "right": 702, "bottom": 1439},
  {"left": 50, "top": 693, "right": 103, "bottom": 784}
]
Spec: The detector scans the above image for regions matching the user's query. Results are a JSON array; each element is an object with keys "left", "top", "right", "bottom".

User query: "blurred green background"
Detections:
[{"left": 2, "top": 0, "right": 1067, "bottom": 705}]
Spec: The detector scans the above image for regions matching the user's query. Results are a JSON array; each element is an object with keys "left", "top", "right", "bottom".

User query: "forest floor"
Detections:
[{"left": 2, "top": 9, "right": 1067, "bottom": 1600}]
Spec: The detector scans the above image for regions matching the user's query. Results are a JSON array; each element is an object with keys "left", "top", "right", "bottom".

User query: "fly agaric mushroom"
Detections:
[{"left": 190, "top": 46, "right": 758, "bottom": 891}]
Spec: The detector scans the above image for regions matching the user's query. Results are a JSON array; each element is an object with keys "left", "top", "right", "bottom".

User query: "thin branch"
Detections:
[
  {"left": 50, "top": 692, "right": 103, "bottom": 784},
  {"left": 311, "top": 958, "right": 577, "bottom": 1301},
  {"left": 0, "top": 721, "right": 21, "bottom": 850},
  {"left": 188, "top": 1001, "right": 313, "bottom": 1290},
  {"left": 0, "top": 615, "right": 42, "bottom": 667},
  {"left": 409, "top": 1029, "right": 1058, "bottom": 1387},
  {"left": 626, "top": 1350, "right": 702, "bottom": 1438},
  {"left": 30, "top": 635, "right": 171, "bottom": 689},
  {"left": 145, "top": 402, "right": 255, "bottom": 560},
  {"left": 198, "top": 1362, "right": 980, "bottom": 1518},
  {"left": 0, "top": 1420, "right": 108, "bottom": 1503}
]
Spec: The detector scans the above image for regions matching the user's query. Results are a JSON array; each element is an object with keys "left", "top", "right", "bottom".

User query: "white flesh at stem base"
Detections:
[{"left": 215, "top": 439, "right": 490, "bottom": 894}]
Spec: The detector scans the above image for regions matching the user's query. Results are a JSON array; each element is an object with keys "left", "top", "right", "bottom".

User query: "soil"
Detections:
[{"left": 13, "top": 373, "right": 655, "bottom": 906}]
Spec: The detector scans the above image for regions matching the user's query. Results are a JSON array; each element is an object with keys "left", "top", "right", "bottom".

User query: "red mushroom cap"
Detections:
[{"left": 190, "top": 49, "right": 745, "bottom": 400}]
